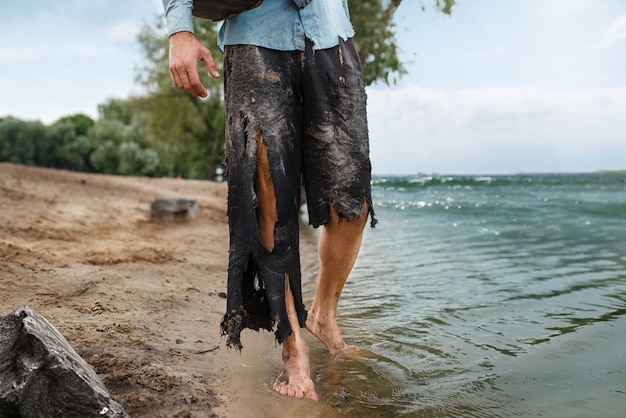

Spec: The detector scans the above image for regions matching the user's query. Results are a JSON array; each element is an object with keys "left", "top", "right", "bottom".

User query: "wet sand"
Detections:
[{"left": 0, "top": 162, "right": 319, "bottom": 417}]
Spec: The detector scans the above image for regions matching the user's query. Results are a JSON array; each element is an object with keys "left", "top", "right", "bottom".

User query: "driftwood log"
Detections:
[{"left": 0, "top": 306, "right": 128, "bottom": 418}]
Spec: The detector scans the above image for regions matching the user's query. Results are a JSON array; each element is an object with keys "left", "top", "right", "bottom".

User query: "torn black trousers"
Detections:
[{"left": 220, "top": 38, "right": 375, "bottom": 349}]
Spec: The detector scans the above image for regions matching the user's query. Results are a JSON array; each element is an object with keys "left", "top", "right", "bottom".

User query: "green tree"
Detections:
[
  {"left": 0, "top": 116, "right": 95, "bottom": 171},
  {"left": 87, "top": 118, "right": 161, "bottom": 176},
  {"left": 352, "top": 0, "right": 405, "bottom": 85},
  {"left": 48, "top": 119, "right": 95, "bottom": 171},
  {"left": 134, "top": 17, "right": 225, "bottom": 180},
  {"left": 0, "top": 112, "right": 158, "bottom": 175},
  {"left": 352, "top": 0, "right": 455, "bottom": 85},
  {"left": 50, "top": 114, "right": 96, "bottom": 171},
  {"left": 54, "top": 113, "right": 95, "bottom": 136},
  {"left": 98, "top": 98, "right": 135, "bottom": 126},
  {"left": 0, "top": 117, "right": 46, "bottom": 166}
]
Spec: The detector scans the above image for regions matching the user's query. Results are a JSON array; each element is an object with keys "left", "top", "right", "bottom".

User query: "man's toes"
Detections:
[
  {"left": 306, "top": 389, "right": 319, "bottom": 401},
  {"left": 273, "top": 381, "right": 285, "bottom": 395}
]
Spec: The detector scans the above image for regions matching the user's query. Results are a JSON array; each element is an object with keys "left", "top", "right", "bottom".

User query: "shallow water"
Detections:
[{"left": 227, "top": 173, "right": 626, "bottom": 417}]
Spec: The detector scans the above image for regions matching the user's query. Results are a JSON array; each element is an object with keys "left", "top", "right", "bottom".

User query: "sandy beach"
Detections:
[{"left": 0, "top": 162, "right": 297, "bottom": 417}]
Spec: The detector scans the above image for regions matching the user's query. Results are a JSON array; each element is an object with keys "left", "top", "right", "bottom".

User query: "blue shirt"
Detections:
[{"left": 162, "top": 0, "right": 355, "bottom": 51}]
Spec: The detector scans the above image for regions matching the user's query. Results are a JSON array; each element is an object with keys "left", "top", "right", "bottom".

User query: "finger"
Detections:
[
  {"left": 170, "top": 62, "right": 191, "bottom": 92},
  {"left": 170, "top": 67, "right": 184, "bottom": 90},
  {"left": 186, "top": 68, "right": 207, "bottom": 98},
  {"left": 200, "top": 50, "right": 220, "bottom": 78},
  {"left": 170, "top": 61, "right": 203, "bottom": 97}
]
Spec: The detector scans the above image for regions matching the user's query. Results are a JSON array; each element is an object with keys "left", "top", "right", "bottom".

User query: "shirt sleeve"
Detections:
[{"left": 162, "top": 0, "right": 194, "bottom": 36}]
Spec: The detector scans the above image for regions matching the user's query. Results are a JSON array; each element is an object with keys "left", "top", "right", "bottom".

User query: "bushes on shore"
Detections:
[{"left": 0, "top": 112, "right": 162, "bottom": 177}]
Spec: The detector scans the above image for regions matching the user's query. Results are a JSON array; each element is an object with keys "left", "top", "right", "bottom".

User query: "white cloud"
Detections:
[
  {"left": 538, "top": 0, "right": 593, "bottom": 18},
  {"left": 0, "top": 0, "right": 160, "bottom": 123},
  {"left": 0, "top": 42, "right": 116, "bottom": 62},
  {"left": 0, "top": 3, "right": 145, "bottom": 63},
  {"left": 598, "top": 14, "right": 626, "bottom": 47},
  {"left": 366, "top": 85, "right": 626, "bottom": 174}
]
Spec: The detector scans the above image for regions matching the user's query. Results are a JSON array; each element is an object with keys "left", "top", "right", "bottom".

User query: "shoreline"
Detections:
[{"left": 0, "top": 162, "right": 326, "bottom": 417}]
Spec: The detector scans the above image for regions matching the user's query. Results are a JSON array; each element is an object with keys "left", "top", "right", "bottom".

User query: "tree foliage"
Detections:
[
  {"left": 54, "top": 113, "right": 95, "bottom": 136},
  {"left": 87, "top": 117, "right": 160, "bottom": 176},
  {"left": 0, "top": 109, "right": 161, "bottom": 176},
  {"left": 351, "top": 0, "right": 405, "bottom": 85},
  {"left": 48, "top": 119, "right": 93, "bottom": 171},
  {"left": 0, "top": 116, "right": 94, "bottom": 171},
  {"left": 352, "top": 0, "right": 455, "bottom": 85}
]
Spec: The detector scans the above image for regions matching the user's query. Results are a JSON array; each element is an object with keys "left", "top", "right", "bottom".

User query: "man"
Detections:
[{"left": 162, "top": 0, "right": 375, "bottom": 400}]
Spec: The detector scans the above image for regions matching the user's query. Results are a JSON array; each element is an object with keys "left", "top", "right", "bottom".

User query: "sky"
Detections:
[{"left": 1, "top": 0, "right": 625, "bottom": 175}]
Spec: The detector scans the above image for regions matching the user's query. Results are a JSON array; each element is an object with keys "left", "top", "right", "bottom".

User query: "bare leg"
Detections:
[
  {"left": 273, "top": 277, "right": 319, "bottom": 400},
  {"left": 306, "top": 204, "right": 368, "bottom": 354},
  {"left": 255, "top": 134, "right": 318, "bottom": 400},
  {"left": 255, "top": 133, "right": 278, "bottom": 252}
]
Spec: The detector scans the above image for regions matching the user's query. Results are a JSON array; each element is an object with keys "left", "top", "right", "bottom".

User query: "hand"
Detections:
[{"left": 168, "top": 31, "right": 220, "bottom": 97}]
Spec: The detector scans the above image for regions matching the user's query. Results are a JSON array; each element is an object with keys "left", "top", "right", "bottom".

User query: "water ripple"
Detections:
[{"left": 297, "top": 173, "right": 626, "bottom": 417}]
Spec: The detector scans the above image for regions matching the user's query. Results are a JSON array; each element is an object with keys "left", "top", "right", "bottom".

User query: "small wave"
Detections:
[{"left": 372, "top": 172, "right": 626, "bottom": 190}]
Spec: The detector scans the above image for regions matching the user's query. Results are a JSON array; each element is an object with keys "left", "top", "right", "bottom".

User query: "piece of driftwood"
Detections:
[
  {"left": 150, "top": 197, "right": 199, "bottom": 222},
  {"left": 0, "top": 306, "right": 129, "bottom": 418}
]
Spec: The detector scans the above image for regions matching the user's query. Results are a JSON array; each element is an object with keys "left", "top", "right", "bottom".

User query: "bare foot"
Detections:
[
  {"left": 273, "top": 277, "right": 318, "bottom": 401},
  {"left": 273, "top": 335, "right": 319, "bottom": 401},
  {"left": 306, "top": 311, "right": 353, "bottom": 356}
]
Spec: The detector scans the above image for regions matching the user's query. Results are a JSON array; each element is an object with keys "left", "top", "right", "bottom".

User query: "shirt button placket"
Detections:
[{"left": 294, "top": 20, "right": 305, "bottom": 51}]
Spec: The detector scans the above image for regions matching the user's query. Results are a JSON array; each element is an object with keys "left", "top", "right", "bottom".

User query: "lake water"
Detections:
[{"left": 228, "top": 172, "right": 626, "bottom": 417}]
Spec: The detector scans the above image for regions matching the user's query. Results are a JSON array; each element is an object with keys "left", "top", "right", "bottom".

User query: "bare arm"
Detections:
[{"left": 168, "top": 31, "right": 220, "bottom": 97}]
